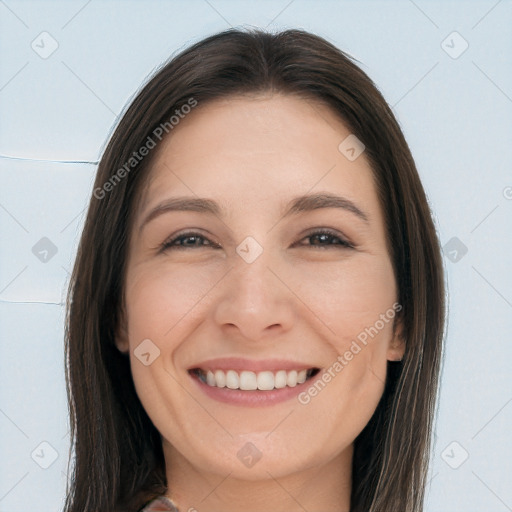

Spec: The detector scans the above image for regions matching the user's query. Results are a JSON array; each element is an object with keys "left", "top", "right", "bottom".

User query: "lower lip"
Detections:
[{"left": 189, "top": 371, "right": 320, "bottom": 407}]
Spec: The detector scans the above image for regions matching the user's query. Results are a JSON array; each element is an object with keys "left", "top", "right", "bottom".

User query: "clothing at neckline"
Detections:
[{"left": 139, "top": 495, "right": 179, "bottom": 511}]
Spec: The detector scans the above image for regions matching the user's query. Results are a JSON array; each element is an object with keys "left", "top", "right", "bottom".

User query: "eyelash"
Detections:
[{"left": 160, "top": 229, "right": 354, "bottom": 252}]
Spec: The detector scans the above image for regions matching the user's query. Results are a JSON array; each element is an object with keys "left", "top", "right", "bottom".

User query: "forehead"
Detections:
[{"left": 139, "top": 93, "right": 378, "bottom": 220}]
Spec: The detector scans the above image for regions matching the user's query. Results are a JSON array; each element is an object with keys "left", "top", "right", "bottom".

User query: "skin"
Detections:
[{"left": 116, "top": 93, "right": 405, "bottom": 512}]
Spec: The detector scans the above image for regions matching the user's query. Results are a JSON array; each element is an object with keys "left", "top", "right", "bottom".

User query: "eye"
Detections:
[
  {"left": 297, "top": 229, "right": 354, "bottom": 250},
  {"left": 160, "top": 229, "right": 353, "bottom": 252},
  {"left": 160, "top": 231, "right": 218, "bottom": 251}
]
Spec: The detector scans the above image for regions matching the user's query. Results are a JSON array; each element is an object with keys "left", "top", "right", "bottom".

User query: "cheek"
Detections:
[
  {"left": 293, "top": 257, "right": 397, "bottom": 452},
  {"left": 125, "top": 261, "right": 223, "bottom": 343},
  {"left": 294, "top": 254, "right": 397, "bottom": 402},
  {"left": 294, "top": 252, "right": 397, "bottom": 341},
  {"left": 123, "top": 264, "right": 222, "bottom": 437},
  {"left": 123, "top": 264, "right": 217, "bottom": 407}
]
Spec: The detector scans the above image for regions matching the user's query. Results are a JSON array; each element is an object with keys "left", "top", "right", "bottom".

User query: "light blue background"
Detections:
[{"left": 1, "top": 1, "right": 511, "bottom": 511}]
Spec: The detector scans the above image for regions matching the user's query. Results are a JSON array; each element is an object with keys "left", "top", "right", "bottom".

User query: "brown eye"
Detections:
[
  {"left": 161, "top": 232, "right": 217, "bottom": 251},
  {"left": 300, "top": 229, "right": 353, "bottom": 249}
]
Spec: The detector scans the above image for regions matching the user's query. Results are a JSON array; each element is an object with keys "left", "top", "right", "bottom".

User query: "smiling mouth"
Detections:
[{"left": 189, "top": 367, "right": 321, "bottom": 391}]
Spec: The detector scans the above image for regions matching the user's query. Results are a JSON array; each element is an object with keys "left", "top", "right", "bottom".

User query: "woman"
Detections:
[{"left": 63, "top": 28, "right": 445, "bottom": 512}]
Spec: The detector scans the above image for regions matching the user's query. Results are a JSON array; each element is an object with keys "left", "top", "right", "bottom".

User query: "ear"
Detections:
[{"left": 387, "top": 312, "right": 405, "bottom": 362}]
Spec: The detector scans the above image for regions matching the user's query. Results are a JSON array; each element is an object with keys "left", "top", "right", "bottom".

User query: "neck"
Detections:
[{"left": 163, "top": 442, "right": 352, "bottom": 512}]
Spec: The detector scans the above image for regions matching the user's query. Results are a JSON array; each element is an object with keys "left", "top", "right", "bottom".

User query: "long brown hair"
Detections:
[{"left": 64, "top": 27, "right": 445, "bottom": 512}]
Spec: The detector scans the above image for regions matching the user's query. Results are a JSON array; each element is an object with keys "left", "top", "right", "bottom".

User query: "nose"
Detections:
[{"left": 212, "top": 247, "right": 296, "bottom": 343}]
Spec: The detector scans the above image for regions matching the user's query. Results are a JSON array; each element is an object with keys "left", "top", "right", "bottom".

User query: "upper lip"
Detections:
[{"left": 188, "top": 357, "right": 319, "bottom": 373}]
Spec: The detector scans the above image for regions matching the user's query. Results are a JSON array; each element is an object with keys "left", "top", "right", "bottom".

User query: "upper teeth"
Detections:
[{"left": 198, "top": 369, "right": 311, "bottom": 390}]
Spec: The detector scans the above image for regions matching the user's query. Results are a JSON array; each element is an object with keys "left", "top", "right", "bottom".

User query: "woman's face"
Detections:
[{"left": 116, "top": 94, "right": 404, "bottom": 482}]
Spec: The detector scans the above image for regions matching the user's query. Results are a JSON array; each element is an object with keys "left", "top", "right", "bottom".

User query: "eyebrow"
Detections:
[{"left": 139, "top": 192, "right": 369, "bottom": 232}]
